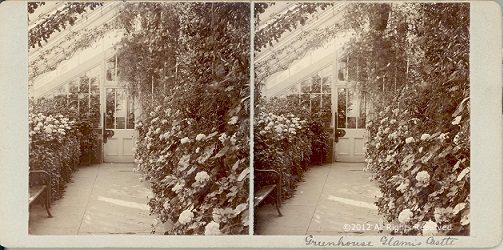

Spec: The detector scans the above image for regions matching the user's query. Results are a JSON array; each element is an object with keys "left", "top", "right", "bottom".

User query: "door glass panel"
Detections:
[
  {"left": 106, "top": 88, "right": 132, "bottom": 130},
  {"left": 338, "top": 59, "right": 347, "bottom": 81},
  {"left": 127, "top": 95, "right": 135, "bottom": 129},
  {"left": 115, "top": 89, "right": 127, "bottom": 118},
  {"left": 116, "top": 117, "right": 126, "bottom": 129},
  {"left": 337, "top": 88, "right": 346, "bottom": 128},
  {"left": 105, "top": 88, "right": 115, "bottom": 129},
  {"left": 347, "top": 88, "right": 357, "bottom": 117},
  {"left": 346, "top": 88, "right": 358, "bottom": 129},
  {"left": 347, "top": 117, "right": 357, "bottom": 129},
  {"left": 358, "top": 95, "right": 366, "bottom": 128},
  {"left": 106, "top": 57, "right": 117, "bottom": 81}
]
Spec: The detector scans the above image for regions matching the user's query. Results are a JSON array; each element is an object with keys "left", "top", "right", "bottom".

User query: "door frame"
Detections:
[
  {"left": 102, "top": 85, "right": 137, "bottom": 162},
  {"left": 332, "top": 50, "right": 367, "bottom": 163}
]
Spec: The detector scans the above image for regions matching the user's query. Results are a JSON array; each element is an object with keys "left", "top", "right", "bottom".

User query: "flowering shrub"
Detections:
[
  {"left": 260, "top": 97, "right": 330, "bottom": 165},
  {"left": 254, "top": 112, "right": 312, "bottom": 199},
  {"left": 30, "top": 96, "right": 100, "bottom": 164},
  {"left": 366, "top": 102, "right": 470, "bottom": 235},
  {"left": 135, "top": 102, "right": 249, "bottom": 235},
  {"left": 114, "top": 2, "right": 250, "bottom": 235},
  {"left": 29, "top": 112, "right": 81, "bottom": 200}
]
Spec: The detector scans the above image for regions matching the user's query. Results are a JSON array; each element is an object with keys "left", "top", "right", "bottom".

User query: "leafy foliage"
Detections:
[
  {"left": 29, "top": 2, "right": 102, "bottom": 48},
  {"left": 31, "top": 96, "right": 100, "bottom": 164},
  {"left": 343, "top": 3, "right": 471, "bottom": 235},
  {"left": 255, "top": 3, "right": 332, "bottom": 51},
  {"left": 256, "top": 2, "right": 470, "bottom": 236},
  {"left": 28, "top": 104, "right": 81, "bottom": 201},
  {"left": 116, "top": 3, "right": 250, "bottom": 235},
  {"left": 254, "top": 97, "right": 330, "bottom": 199},
  {"left": 28, "top": 2, "right": 45, "bottom": 14},
  {"left": 254, "top": 111, "right": 311, "bottom": 199}
]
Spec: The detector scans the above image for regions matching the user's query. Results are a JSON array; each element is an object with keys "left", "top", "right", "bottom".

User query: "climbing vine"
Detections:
[{"left": 29, "top": 2, "right": 102, "bottom": 48}]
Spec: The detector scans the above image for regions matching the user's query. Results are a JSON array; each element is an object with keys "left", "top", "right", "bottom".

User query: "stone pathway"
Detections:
[
  {"left": 254, "top": 162, "right": 383, "bottom": 235},
  {"left": 29, "top": 163, "right": 165, "bottom": 235}
]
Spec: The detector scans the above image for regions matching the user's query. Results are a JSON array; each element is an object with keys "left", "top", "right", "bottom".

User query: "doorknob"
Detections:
[{"left": 336, "top": 129, "right": 346, "bottom": 138}]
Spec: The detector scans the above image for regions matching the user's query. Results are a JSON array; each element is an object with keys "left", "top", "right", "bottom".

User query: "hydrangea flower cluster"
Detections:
[
  {"left": 29, "top": 113, "right": 75, "bottom": 143},
  {"left": 195, "top": 171, "right": 210, "bottom": 183},
  {"left": 398, "top": 209, "right": 413, "bottom": 223},
  {"left": 415, "top": 171, "right": 430, "bottom": 187},
  {"left": 366, "top": 104, "right": 470, "bottom": 236},
  {"left": 178, "top": 210, "right": 194, "bottom": 225},
  {"left": 204, "top": 221, "right": 222, "bottom": 235},
  {"left": 255, "top": 113, "right": 305, "bottom": 141}
]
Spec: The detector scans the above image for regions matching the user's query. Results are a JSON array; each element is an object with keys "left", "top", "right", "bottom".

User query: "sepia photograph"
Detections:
[
  {"left": 28, "top": 1, "right": 250, "bottom": 235},
  {"left": 0, "top": 0, "right": 501, "bottom": 248},
  {"left": 253, "top": 2, "right": 470, "bottom": 237}
]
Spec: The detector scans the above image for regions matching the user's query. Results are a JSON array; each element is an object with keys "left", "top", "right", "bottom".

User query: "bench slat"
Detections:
[
  {"left": 29, "top": 185, "right": 47, "bottom": 205},
  {"left": 254, "top": 185, "right": 276, "bottom": 207}
]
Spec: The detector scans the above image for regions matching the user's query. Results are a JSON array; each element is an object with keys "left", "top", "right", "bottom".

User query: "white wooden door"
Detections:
[
  {"left": 334, "top": 86, "right": 367, "bottom": 162},
  {"left": 103, "top": 87, "right": 136, "bottom": 162}
]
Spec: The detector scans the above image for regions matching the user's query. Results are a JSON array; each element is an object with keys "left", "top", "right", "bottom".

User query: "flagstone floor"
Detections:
[
  {"left": 254, "top": 162, "right": 384, "bottom": 235},
  {"left": 29, "top": 163, "right": 165, "bottom": 235}
]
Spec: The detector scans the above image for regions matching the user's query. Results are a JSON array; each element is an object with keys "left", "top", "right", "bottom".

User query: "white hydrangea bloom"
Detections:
[
  {"left": 178, "top": 210, "right": 194, "bottom": 225},
  {"left": 416, "top": 171, "right": 430, "bottom": 186},
  {"left": 228, "top": 116, "right": 239, "bottom": 125},
  {"left": 398, "top": 209, "right": 413, "bottom": 223},
  {"left": 396, "top": 181, "right": 409, "bottom": 193},
  {"left": 195, "top": 171, "right": 210, "bottom": 183},
  {"left": 180, "top": 137, "right": 189, "bottom": 144},
  {"left": 422, "top": 220, "right": 438, "bottom": 236},
  {"left": 420, "top": 134, "right": 431, "bottom": 141},
  {"left": 196, "top": 134, "right": 206, "bottom": 141},
  {"left": 204, "top": 221, "right": 222, "bottom": 235},
  {"left": 172, "top": 182, "right": 184, "bottom": 193}
]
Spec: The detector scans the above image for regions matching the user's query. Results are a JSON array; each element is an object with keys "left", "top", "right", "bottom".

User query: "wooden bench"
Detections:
[
  {"left": 29, "top": 170, "right": 53, "bottom": 218},
  {"left": 254, "top": 169, "right": 283, "bottom": 217}
]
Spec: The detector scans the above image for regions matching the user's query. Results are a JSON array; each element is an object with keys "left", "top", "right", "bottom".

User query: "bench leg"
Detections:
[
  {"left": 45, "top": 189, "right": 53, "bottom": 218},
  {"left": 275, "top": 190, "right": 283, "bottom": 217}
]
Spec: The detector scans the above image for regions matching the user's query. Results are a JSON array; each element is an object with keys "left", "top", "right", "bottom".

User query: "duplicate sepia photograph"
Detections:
[
  {"left": 253, "top": 2, "right": 470, "bottom": 236},
  {"left": 28, "top": 2, "right": 250, "bottom": 235}
]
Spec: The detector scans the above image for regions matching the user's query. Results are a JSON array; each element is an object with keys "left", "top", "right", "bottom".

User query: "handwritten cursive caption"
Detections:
[{"left": 305, "top": 235, "right": 459, "bottom": 247}]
